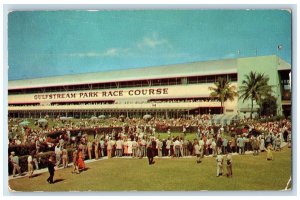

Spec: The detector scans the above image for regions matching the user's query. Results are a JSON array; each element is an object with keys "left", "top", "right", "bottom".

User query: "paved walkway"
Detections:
[{"left": 8, "top": 142, "right": 288, "bottom": 180}]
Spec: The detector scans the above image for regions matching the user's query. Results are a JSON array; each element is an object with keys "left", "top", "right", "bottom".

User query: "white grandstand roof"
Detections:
[
  {"left": 9, "top": 58, "right": 237, "bottom": 89},
  {"left": 277, "top": 57, "right": 292, "bottom": 71},
  {"left": 8, "top": 55, "right": 290, "bottom": 90}
]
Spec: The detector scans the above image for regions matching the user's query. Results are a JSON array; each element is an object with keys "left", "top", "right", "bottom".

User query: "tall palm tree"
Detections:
[
  {"left": 209, "top": 77, "right": 238, "bottom": 114},
  {"left": 239, "top": 71, "right": 273, "bottom": 119}
]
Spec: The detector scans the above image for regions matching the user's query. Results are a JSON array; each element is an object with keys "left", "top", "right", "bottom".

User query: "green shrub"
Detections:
[
  {"left": 8, "top": 143, "right": 54, "bottom": 157},
  {"left": 8, "top": 149, "right": 75, "bottom": 175}
]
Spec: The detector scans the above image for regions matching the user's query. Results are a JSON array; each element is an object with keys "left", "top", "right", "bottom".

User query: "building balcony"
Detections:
[{"left": 8, "top": 101, "right": 223, "bottom": 111}]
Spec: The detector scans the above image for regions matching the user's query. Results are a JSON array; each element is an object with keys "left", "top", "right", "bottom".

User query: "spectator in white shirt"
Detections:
[
  {"left": 27, "top": 154, "right": 34, "bottom": 178},
  {"left": 54, "top": 144, "right": 62, "bottom": 167}
]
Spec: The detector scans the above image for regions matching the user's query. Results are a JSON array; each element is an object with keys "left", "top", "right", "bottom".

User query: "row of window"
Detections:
[
  {"left": 51, "top": 100, "right": 115, "bottom": 106},
  {"left": 9, "top": 97, "right": 220, "bottom": 107},
  {"left": 9, "top": 73, "right": 238, "bottom": 95}
]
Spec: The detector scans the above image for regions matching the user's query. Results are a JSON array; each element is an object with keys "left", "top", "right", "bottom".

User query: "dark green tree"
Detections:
[
  {"left": 259, "top": 95, "right": 277, "bottom": 117},
  {"left": 209, "top": 77, "right": 238, "bottom": 113},
  {"left": 239, "top": 71, "right": 273, "bottom": 119}
]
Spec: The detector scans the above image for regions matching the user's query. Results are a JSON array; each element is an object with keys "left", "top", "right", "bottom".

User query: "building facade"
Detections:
[{"left": 8, "top": 55, "right": 291, "bottom": 119}]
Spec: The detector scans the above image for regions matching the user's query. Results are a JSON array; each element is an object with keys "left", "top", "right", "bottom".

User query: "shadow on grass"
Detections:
[
  {"left": 31, "top": 173, "right": 42, "bottom": 178},
  {"left": 81, "top": 167, "right": 90, "bottom": 172},
  {"left": 53, "top": 179, "right": 65, "bottom": 183}
]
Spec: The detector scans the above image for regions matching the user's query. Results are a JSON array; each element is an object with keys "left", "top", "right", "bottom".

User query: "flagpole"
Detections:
[{"left": 277, "top": 44, "right": 283, "bottom": 64}]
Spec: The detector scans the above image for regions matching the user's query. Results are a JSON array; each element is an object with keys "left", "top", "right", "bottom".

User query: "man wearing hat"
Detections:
[
  {"left": 10, "top": 151, "right": 21, "bottom": 177},
  {"left": 47, "top": 156, "right": 56, "bottom": 184},
  {"left": 225, "top": 152, "right": 233, "bottom": 178},
  {"left": 157, "top": 139, "right": 163, "bottom": 158},
  {"left": 194, "top": 140, "right": 202, "bottom": 164},
  {"left": 216, "top": 153, "right": 224, "bottom": 177},
  {"left": 27, "top": 153, "right": 34, "bottom": 178},
  {"left": 147, "top": 142, "right": 155, "bottom": 165}
]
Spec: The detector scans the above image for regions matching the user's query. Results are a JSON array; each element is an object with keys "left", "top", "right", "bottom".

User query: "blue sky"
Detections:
[{"left": 8, "top": 10, "right": 291, "bottom": 80}]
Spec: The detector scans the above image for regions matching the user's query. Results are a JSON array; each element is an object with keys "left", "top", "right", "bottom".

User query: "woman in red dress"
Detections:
[{"left": 77, "top": 150, "right": 85, "bottom": 171}]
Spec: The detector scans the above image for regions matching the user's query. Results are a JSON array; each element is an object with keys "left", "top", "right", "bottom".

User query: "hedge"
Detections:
[
  {"left": 8, "top": 146, "right": 108, "bottom": 175},
  {"left": 8, "top": 125, "right": 227, "bottom": 157},
  {"left": 8, "top": 149, "right": 76, "bottom": 175},
  {"left": 9, "top": 151, "right": 53, "bottom": 175},
  {"left": 256, "top": 115, "right": 286, "bottom": 123},
  {"left": 8, "top": 127, "right": 123, "bottom": 156},
  {"left": 46, "top": 127, "right": 123, "bottom": 139},
  {"left": 8, "top": 143, "right": 54, "bottom": 157}
]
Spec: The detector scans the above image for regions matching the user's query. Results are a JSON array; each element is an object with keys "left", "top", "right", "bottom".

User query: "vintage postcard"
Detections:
[{"left": 7, "top": 9, "right": 292, "bottom": 192}]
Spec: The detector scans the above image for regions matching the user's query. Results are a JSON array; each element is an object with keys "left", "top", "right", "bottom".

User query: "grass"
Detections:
[{"left": 8, "top": 146, "right": 292, "bottom": 192}]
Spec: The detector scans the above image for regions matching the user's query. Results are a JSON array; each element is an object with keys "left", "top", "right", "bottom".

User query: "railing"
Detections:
[{"left": 8, "top": 101, "right": 222, "bottom": 111}]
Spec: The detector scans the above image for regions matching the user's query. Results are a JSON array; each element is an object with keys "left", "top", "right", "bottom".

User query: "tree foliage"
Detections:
[
  {"left": 239, "top": 71, "right": 273, "bottom": 118},
  {"left": 209, "top": 77, "right": 238, "bottom": 113},
  {"left": 259, "top": 96, "right": 278, "bottom": 117}
]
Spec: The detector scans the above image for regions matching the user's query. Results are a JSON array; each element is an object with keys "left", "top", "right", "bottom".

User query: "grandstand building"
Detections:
[{"left": 8, "top": 55, "right": 291, "bottom": 120}]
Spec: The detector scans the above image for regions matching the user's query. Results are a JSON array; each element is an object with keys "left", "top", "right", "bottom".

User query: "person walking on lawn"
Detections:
[{"left": 47, "top": 156, "right": 56, "bottom": 184}]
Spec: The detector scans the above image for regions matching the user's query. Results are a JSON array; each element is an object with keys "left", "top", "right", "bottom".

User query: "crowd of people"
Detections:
[
  {"left": 62, "top": 120, "right": 290, "bottom": 163},
  {"left": 8, "top": 115, "right": 292, "bottom": 183},
  {"left": 8, "top": 114, "right": 213, "bottom": 147}
]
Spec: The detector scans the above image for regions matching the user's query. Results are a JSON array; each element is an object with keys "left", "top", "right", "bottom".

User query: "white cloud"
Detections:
[
  {"left": 222, "top": 53, "right": 236, "bottom": 59},
  {"left": 68, "top": 52, "right": 100, "bottom": 57},
  {"left": 68, "top": 48, "right": 129, "bottom": 58},
  {"left": 67, "top": 33, "right": 172, "bottom": 58},
  {"left": 102, "top": 48, "right": 118, "bottom": 56},
  {"left": 85, "top": 52, "right": 100, "bottom": 57},
  {"left": 137, "top": 33, "right": 172, "bottom": 50}
]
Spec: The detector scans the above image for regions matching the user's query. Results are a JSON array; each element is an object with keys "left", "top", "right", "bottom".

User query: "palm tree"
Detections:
[
  {"left": 209, "top": 77, "right": 238, "bottom": 114},
  {"left": 239, "top": 71, "right": 273, "bottom": 119}
]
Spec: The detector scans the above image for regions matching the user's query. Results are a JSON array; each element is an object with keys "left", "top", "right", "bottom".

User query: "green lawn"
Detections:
[{"left": 9, "top": 147, "right": 292, "bottom": 192}]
